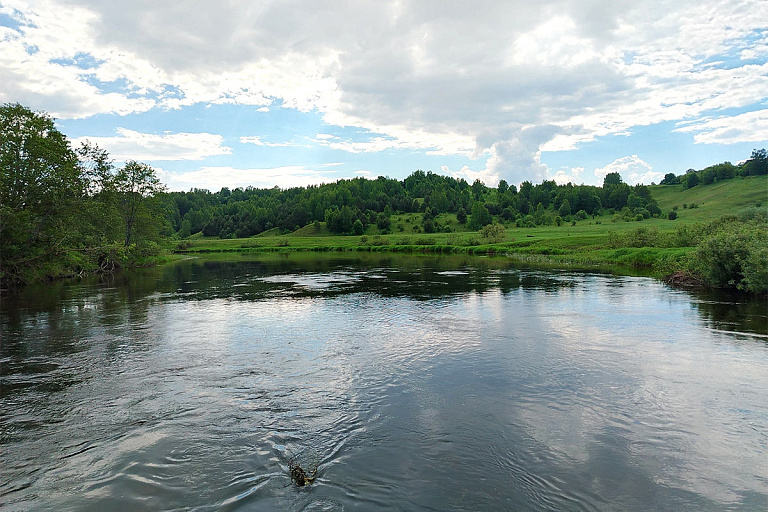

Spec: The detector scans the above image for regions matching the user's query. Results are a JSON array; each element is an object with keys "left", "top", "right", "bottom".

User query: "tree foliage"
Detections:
[
  {"left": 1, "top": 104, "right": 164, "bottom": 284},
  {"left": 659, "top": 148, "right": 766, "bottom": 188}
]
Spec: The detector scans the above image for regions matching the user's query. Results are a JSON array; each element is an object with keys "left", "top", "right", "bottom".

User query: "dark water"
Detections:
[{"left": 2, "top": 254, "right": 767, "bottom": 511}]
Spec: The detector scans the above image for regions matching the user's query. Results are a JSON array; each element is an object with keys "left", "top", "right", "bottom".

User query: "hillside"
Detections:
[{"left": 649, "top": 175, "right": 768, "bottom": 222}]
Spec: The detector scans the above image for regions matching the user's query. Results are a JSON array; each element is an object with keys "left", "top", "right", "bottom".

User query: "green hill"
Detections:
[{"left": 649, "top": 175, "right": 768, "bottom": 222}]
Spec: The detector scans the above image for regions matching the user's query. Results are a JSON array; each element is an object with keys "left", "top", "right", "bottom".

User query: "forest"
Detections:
[
  {"left": 1, "top": 103, "right": 766, "bottom": 291},
  {"left": 162, "top": 168, "right": 660, "bottom": 239}
]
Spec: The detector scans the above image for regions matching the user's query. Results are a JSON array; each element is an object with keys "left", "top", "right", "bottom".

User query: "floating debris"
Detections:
[{"left": 289, "top": 458, "right": 318, "bottom": 487}]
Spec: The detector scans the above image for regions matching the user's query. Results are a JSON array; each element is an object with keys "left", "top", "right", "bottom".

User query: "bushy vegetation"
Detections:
[
  {"left": 687, "top": 211, "right": 768, "bottom": 293},
  {"left": 0, "top": 103, "right": 165, "bottom": 284},
  {"left": 659, "top": 149, "right": 767, "bottom": 188},
  {"left": 2, "top": 103, "right": 765, "bottom": 293},
  {"left": 161, "top": 168, "right": 666, "bottom": 240}
]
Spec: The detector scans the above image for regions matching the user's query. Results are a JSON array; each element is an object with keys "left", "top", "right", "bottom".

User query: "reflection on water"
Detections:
[{"left": 1, "top": 253, "right": 767, "bottom": 511}]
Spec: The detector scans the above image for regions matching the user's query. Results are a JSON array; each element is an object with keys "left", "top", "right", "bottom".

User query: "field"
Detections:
[
  {"left": 167, "top": 177, "right": 766, "bottom": 277},
  {"left": 649, "top": 175, "right": 767, "bottom": 222}
]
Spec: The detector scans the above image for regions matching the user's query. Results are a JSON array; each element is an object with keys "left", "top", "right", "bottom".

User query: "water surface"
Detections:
[{"left": 2, "top": 254, "right": 767, "bottom": 511}]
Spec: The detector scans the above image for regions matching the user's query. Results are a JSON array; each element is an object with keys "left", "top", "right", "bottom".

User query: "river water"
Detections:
[{"left": 1, "top": 254, "right": 767, "bottom": 511}]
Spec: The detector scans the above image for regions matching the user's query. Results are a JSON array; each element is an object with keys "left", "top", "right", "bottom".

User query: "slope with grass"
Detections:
[{"left": 649, "top": 175, "right": 767, "bottom": 222}]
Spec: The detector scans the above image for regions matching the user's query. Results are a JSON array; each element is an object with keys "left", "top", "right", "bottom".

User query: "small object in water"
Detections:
[{"left": 289, "top": 460, "right": 317, "bottom": 486}]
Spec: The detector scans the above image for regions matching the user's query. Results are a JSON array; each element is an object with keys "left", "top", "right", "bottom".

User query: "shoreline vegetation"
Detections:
[{"left": 2, "top": 103, "right": 767, "bottom": 293}]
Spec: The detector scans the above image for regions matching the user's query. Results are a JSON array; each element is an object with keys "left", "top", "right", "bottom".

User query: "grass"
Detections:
[
  {"left": 169, "top": 216, "right": 686, "bottom": 274},
  {"left": 167, "top": 177, "right": 768, "bottom": 280},
  {"left": 649, "top": 175, "right": 767, "bottom": 222}
]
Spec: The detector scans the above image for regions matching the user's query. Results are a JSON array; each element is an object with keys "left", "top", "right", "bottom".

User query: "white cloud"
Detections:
[
  {"left": 674, "top": 109, "right": 768, "bottom": 145},
  {"left": 594, "top": 155, "right": 663, "bottom": 185},
  {"left": 239, "top": 136, "right": 305, "bottom": 148},
  {"left": 157, "top": 165, "right": 340, "bottom": 191},
  {"left": 551, "top": 167, "right": 585, "bottom": 185},
  {"left": 73, "top": 128, "right": 232, "bottom": 161},
  {"left": 2, "top": 0, "right": 767, "bottom": 184},
  {"left": 441, "top": 165, "right": 500, "bottom": 187}
]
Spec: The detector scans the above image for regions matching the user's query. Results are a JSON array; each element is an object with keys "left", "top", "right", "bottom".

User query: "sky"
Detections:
[{"left": 1, "top": 0, "right": 767, "bottom": 191}]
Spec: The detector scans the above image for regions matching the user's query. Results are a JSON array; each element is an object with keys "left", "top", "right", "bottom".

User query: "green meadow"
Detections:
[{"left": 171, "top": 175, "right": 767, "bottom": 284}]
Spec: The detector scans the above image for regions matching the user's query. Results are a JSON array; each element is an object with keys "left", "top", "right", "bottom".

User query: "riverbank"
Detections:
[
  {"left": 169, "top": 222, "right": 689, "bottom": 276},
  {"left": 168, "top": 206, "right": 767, "bottom": 294}
]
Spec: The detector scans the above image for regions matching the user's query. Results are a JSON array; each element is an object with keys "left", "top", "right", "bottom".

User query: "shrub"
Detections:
[
  {"left": 352, "top": 219, "right": 364, "bottom": 235},
  {"left": 688, "top": 214, "right": 768, "bottom": 293},
  {"left": 668, "top": 210, "right": 678, "bottom": 220},
  {"left": 480, "top": 223, "right": 506, "bottom": 243}
]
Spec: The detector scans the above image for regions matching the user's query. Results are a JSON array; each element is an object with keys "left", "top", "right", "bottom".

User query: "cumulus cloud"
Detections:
[
  {"left": 2, "top": 0, "right": 767, "bottom": 184},
  {"left": 156, "top": 165, "right": 340, "bottom": 191},
  {"left": 441, "top": 165, "right": 499, "bottom": 187},
  {"left": 551, "top": 167, "right": 585, "bottom": 185},
  {"left": 73, "top": 128, "right": 232, "bottom": 161},
  {"left": 594, "top": 155, "right": 663, "bottom": 185}
]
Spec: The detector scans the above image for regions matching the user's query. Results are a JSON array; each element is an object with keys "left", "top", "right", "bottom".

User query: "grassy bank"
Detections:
[
  {"left": 168, "top": 217, "right": 691, "bottom": 275},
  {"left": 169, "top": 177, "right": 767, "bottom": 293}
]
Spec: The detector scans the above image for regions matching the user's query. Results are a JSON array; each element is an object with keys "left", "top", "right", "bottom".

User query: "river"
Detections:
[{"left": 1, "top": 254, "right": 767, "bottom": 511}]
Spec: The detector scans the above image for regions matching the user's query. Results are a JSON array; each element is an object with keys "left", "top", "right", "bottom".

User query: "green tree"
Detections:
[
  {"left": 684, "top": 172, "right": 700, "bottom": 189},
  {"left": 114, "top": 161, "right": 165, "bottom": 246},
  {"left": 179, "top": 218, "right": 192, "bottom": 238},
  {"left": 456, "top": 207, "right": 467, "bottom": 224},
  {"left": 603, "top": 172, "right": 623, "bottom": 186},
  {"left": 352, "top": 218, "right": 364, "bottom": 235},
  {"left": 376, "top": 212, "right": 391, "bottom": 232},
  {"left": 741, "top": 148, "right": 767, "bottom": 176},
  {"left": 0, "top": 103, "right": 85, "bottom": 280},
  {"left": 660, "top": 173, "right": 679, "bottom": 185},
  {"left": 558, "top": 199, "right": 571, "bottom": 218},
  {"left": 468, "top": 202, "right": 492, "bottom": 230}
]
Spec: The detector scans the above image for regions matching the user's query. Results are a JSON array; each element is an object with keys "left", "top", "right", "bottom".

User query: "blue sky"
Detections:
[{"left": 1, "top": 1, "right": 766, "bottom": 191}]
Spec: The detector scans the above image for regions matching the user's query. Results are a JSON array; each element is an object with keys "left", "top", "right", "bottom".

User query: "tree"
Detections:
[
  {"left": 468, "top": 202, "right": 492, "bottom": 230},
  {"left": 456, "top": 207, "right": 467, "bottom": 224},
  {"left": 684, "top": 172, "right": 700, "bottom": 189},
  {"left": 741, "top": 148, "right": 767, "bottom": 176},
  {"left": 376, "top": 212, "right": 391, "bottom": 231},
  {"left": 471, "top": 179, "right": 487, "bottom": 200},
  {"left": 626, "top": 193, "right": 644, "bottom": 210},
  {"left": 352, "top": 218, "right": 364, "bottom": 235},
  {"left": 558, "top": 199, "right": 571, "bottom": 218},
  {"left": 179, "top": 218, "right": 192, "bottom": 239},
  {"left": 603, "top": 172, "right": 623, "bottom": 187},
  {"left": 0, "top": 103, "right": 84, "bottom": 279},
  {"left": 114, "top": 161, "right": 165, "bottom": 246},
  {"left": 660, "top": 173, "right": 679, "bottom": 185}
]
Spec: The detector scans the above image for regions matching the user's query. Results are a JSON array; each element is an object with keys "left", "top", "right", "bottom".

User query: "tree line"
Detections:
[
  {"left": 3, "top": 102, "right": 763, "bottom": 287},
  {"left": 162, "top": 170, "right": 662, "bottom": 239},
  {"left": 1, "top": 103, "right": 165, "bottom": 284},
  {"left": 659, "top": 149, "right": 767, "bottom": 188}
]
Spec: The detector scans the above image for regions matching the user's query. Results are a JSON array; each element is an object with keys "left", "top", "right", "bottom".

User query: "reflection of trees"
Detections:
[
  {"left": 3, "top": 254, "right": 764, "bottom": 372},
  {"left": 685, "top": 288, "right": 768, "bottom": 337}
]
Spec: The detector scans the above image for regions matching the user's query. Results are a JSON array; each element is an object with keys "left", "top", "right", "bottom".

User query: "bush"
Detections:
[
  {"left": 480, "top": 223, "right": 506, "bottom": 243},
  {"left": 668, "top": 210, "right": 678, "bottom": 220},
  {"left": 688, "top": 214, "right": 768, "bottom": 293},
  {"left": 352, "top": 219, "right": 364, "bottom": 235}
]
